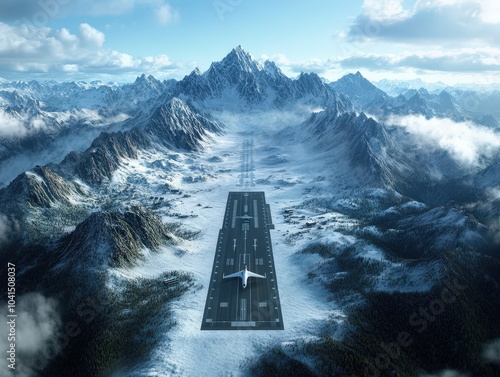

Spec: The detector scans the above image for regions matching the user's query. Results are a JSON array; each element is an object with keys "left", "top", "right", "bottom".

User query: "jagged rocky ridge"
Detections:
[
  {"left": 172, "top": 46, "right": 352, "bottom": 111},
  {"left": 56, "top": 206, "right": 175, "bottom": 269},
  {"left": 60, "top": 97, "right": 222, "bottom": 185},
  {"left": 330, "top": 71, "right": 500, "bottom": 124},
  {"left": 0, "top": 165, "right": 90, "bottom": 246},
  {"left": 0, "top": 96, "right": 221, "bottom": 247},
  {"left": 301, "top": 101, "right": 499, "bottom": 204},
  {"left": 330, "top": 71, "right": 389, "bottom": 111},
  {"left": 0, "top": 165, "right": 88, "bottom": 211},
  {"left": 301, "top": 107, "right": 409, "bottom": 186},
  {"left": 300, "top": 101, "right": 498, "bottom": 251}
]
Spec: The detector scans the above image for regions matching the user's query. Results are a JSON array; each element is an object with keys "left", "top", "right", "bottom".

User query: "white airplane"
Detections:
[
  {"left": 223, "top": 265, "right": 266, "bottom": 289},
  {"left": 237, "top": 214, "right": 253, "bottom": 221}
]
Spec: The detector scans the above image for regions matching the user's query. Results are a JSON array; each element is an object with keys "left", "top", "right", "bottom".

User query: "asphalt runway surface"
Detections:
[{"left": 201, "top": 191, "right": 284, "bottom": 330}]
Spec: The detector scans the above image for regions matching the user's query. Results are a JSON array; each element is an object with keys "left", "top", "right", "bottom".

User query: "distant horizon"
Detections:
[{"left": 1, "top": 49, "right": 499, "bottom": 93}]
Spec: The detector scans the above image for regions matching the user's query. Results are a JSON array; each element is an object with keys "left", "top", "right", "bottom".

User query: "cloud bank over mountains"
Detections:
[
  {"left": 0, "top": 22, "right": 182, "bottom": 79},
  {"left": 342, "top": 0, "right": 500, "bottom": 76}
]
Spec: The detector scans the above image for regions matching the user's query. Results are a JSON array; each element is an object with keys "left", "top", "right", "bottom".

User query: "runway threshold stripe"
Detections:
[
  {"left": 231, "top": 321, "right": 256, "bottom": 327},
  {"left": 253, "top": 199, "right": 259, "bottom": 228},
  {"left": 231, "top": 200, "right": 238, "bottom": 228}
]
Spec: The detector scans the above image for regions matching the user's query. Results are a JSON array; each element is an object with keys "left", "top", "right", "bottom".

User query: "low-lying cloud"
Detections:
[
  {"left": 0, "top": 213, "right": 19, "bottom": 249},
  {"left": 483, "top": 338, "right": 500, "bottom": 365},
  {"left": 0, "top": 109, "right": 52, "bottom": 139},
  {"left": 420, "top": 370, "right": 470, "bottom": 377},
  {"left": 387, "top": 115, "right": 500, "bottom": 166},
  {"left": 0, "top": 109, "right": 28, "bottom": 137},
  {"left": 0, "top": 108, "right": 131, "bottom": 187},
  {"left": 0, "top": 293, "right": 61, "bottom": 377}
]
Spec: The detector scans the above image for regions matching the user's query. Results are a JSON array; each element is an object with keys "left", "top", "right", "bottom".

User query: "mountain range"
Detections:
[{"left": 2, "top": 48, "right": 499, "bottom": 189}]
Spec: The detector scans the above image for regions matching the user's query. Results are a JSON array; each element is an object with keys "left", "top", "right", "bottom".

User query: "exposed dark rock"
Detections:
[
  {"left": 58, "top": 205, "right": 174, "bottom": 269},
  {"left": 0, "top": 165, "right": 87, "bottom": 210},
  {"left": 144, "top": 97, "right": 222, "bottom": 150},
  {"left": 74, "top": 129, "right": 149, "bottom": 185}
]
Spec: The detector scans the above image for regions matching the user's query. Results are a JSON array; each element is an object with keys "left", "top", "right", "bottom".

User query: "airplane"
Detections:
[
  {"left": 237, "top": 214, "right": 253, "bottom": 221},
  {"left": 223, "top": 265, "right": 266, "bottom": 289}
]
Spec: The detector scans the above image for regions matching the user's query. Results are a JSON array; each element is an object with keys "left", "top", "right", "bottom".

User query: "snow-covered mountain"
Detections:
[
  {"left": 372, "top": 78, "right": 500, "bottom": 121},
  {"left": 0, "top": 74, "right": 171, "bottom": 112},
  {"left": 61, "top": 97, "right": 222, "bottom": 185},
  {"left": 330, "top": 71, "right": 389, "bottom": 111},
  {"left": 55, "top": 206, "right": 177, "bottom": 271},
  {"left": 374, "top": 78, "right": 449, "bottom": 96},
  {"left": 172, "top": 45, "right": 351, "bottom": 111}
]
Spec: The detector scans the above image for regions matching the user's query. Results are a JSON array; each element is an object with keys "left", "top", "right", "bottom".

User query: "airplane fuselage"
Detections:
[{"left": 223, "top": 265, "right": 266, "bottom": 289}]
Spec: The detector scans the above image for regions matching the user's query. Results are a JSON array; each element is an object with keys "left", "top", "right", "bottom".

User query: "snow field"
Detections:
[{"left": 111, "top": 117, "right": 344, "bottom": 376}]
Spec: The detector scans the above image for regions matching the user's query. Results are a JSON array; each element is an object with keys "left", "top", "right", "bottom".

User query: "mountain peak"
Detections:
[
  {"left": 339, "top": 71, "right": 373, "bottom": 86},
  {"left": 135, "top": 73, "right": 157, "bottom": 84},
  {"left": 231, "top": 45, "right": 250, "bottom": 59},
  {"left": 330, "top": 71, "right": 388, "bottom": 110},
  {"left": 59, "top": 206, "right": 175, "bottom": 269},
  {"left": 191, "top": 67, "right": 202, "bottom": 76},
  {"left": 216, "top": 45, "right": 263, "bottom": 74}
]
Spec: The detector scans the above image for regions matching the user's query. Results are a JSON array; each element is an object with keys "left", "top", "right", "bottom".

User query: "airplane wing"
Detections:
[
  {"left": 223, "top": 271, "right": 244, "bottom": 280},
  {"left": 247, "top": 271, "right": 266, "bottom": 279}
]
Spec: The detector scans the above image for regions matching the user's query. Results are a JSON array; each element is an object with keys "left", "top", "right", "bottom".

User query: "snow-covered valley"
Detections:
[{"left": 101, "top": 113, "right": 346, "bottom": 376}]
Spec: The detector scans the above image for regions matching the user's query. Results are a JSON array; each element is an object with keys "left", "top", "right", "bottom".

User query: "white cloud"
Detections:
[
  {"left": 260, "top": 53, "right": 339, "bottom": 77},
  {"left": 387, "top": 115, "right": 500, "bottom": 166},
  {"left": 0, "top": 213, "right": 19, "bottom": 248},
  {"left": 0, "top": 0, "right": 179, "bottom": 25},
  {"left": 62, "top": 64, "right": 79, "bottom": 72},
  {"left": 0, "top": 293, "right": 61, "bottom": 377},
  {"left": 0, "top": 109, "right": 51, "bottom": 138},
  {"left": 349, "top": 0, "right": 500, "bottom": 45},
  {"left": 0, "top": 22, "right": 182, "bottom": 78},
  {"left": 362, "top": 0, "right": 408, "bottom": 21},
  {"left": 483, "top": 338, "right": 500, "bottom": 365},
  {"left": 157, "top": 3, "right": 178, "bottom": 25},
  {"left": 0, "top": 109, "right": 28, "bottom": 137},
  {"left": 79, "top": 23, "right": 105, "bottom": 48},
  {"left": 479, "top": 0, "right": 500, "bottom": 24},
  {"left": 415, "top": 0, "right": 500, "bottom": 24},
  {"left": 339, "top": 47, "right": 500, "bottom": 73},
  {"left": 420, "top": 370, "right": 470, "bottom": 377},
  {"left": 261, "top": 53, "right": 290, "bottom": 66},
  {"left": 16, "top": 294, "right": 61, "bottom": 354}
]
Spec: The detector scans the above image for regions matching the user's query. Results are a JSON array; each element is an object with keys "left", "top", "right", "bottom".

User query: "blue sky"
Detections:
[{"left": 0, "top": 0, "right": 499, "bottom": 85}]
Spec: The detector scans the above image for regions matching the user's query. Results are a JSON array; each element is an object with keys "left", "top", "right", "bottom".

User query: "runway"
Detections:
[{"left": 201, "top": 191, "right": 284, "bottom": 330}]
